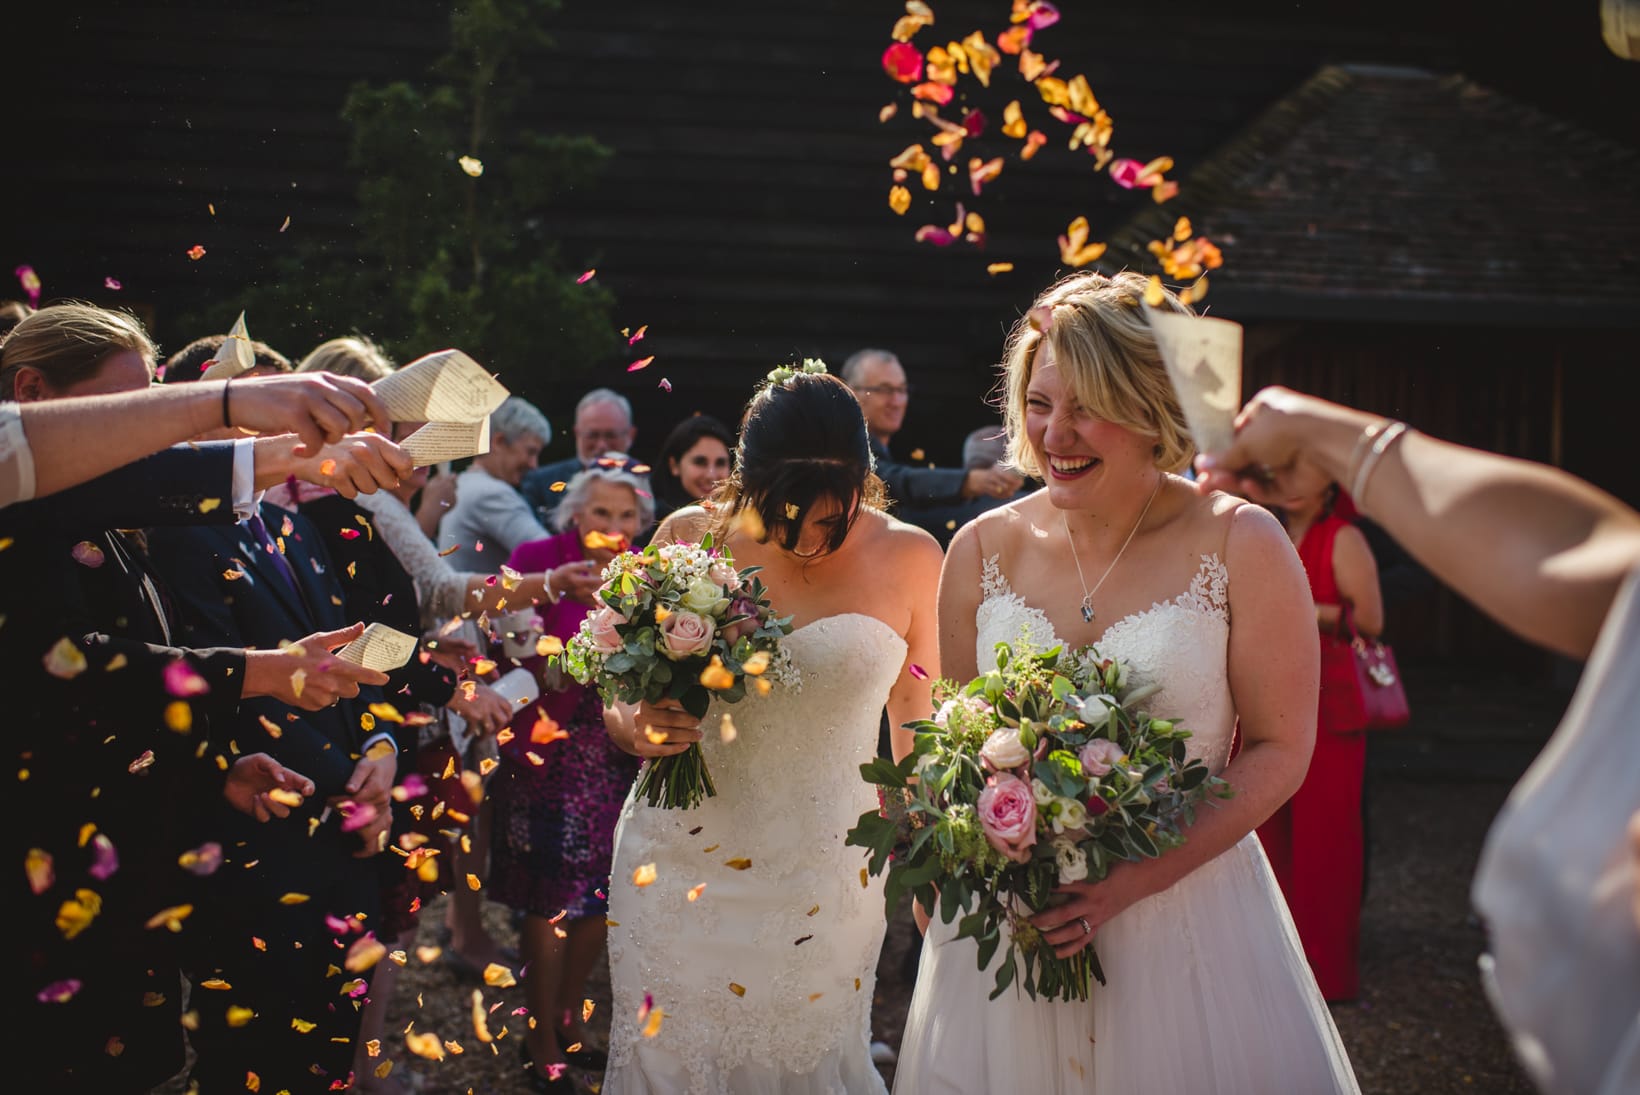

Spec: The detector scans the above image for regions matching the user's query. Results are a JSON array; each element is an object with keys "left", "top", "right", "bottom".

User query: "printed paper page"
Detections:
[
  {"left": 1144, "top": 306, "right": 1243, "bottom": 455},
  {"left": 335, "top": 622, "right": 419, "bottom": 672},
  {"left": 200, "top": 312, "right": 256, "bottom": 381},
  {"left": 397, "top": 418, "right": 492, "bottom": 466},
  {"left": 371, "top": 348, "right": 509, "bottom": 423}
]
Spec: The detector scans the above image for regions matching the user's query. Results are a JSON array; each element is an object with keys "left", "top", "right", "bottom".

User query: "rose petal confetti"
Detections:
[
  {"left": 987, "top": 262, "right": 1015, "bottom": 275},
  {"left": 14, "top": 264, "right": 41, "bottom": 306},
  {"left": 627, "top": 356, "right": 654, "bottom": 373},
  {"left": 687, "top": 883, "right": 707, "bottom": 902},
  {"left": 186, "top": 245, "right": 206, "bottom": 261},
  {"left": 632, "top": 863, "right": 658, "bottom": 887},
  {"left": 104, "top": 276, "right": 122, "bottom": 291},
  {"left": 44, "top": 638, "right": 88, "bottom": 679},
  {"left": 70, "top": 540, "right": 106, "bottom": 568},
  {"left": 724, "top": 857, "right": 753, "bottom": 870},
  {"left": 909, "top": 663, "right": 929, "bottom": 680},
  {"left": 458, "top": 155, "right": 484, "bottom": 177},
  {"left": 577, "top": 269, "right": 596, "bottom": 284},
  {"left": 627, "top": 324, "right": 648, "bottom": 345}
]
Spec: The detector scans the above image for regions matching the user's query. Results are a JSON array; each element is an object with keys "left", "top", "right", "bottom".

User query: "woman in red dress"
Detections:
[{"left": 1257, "top": 474, "right": 1384, "bottom": 1002}]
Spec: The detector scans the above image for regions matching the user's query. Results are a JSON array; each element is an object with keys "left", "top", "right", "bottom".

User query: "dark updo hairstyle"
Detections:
[{"left": 708, "top": 365, "right": 885, "bottom": 558}]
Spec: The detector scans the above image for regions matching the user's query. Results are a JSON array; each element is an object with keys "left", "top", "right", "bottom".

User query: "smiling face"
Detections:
[
  {"left": 852, "top": 353, "right": 909, "bottom": 444},
  {"left": 571, "top": 477, "right": 643, "bottom": 566},
  {"left": 573, "top": 400, "right": 635, "bottom": 465},
  {"left": 487, "top": 430, "right": 545, "bottom": 487},
  {"left": 671, "top": 435, "right": 732, "bottom": 501},
  {"left": 1023, "top": 342, "right": 1159, "bottom": 510}
]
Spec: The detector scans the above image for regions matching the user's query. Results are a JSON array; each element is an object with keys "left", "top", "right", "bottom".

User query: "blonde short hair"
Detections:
[
  {"left": 297, "top": 336, "right": 395, "bottom": 382},
  {"left": 999, "top": 271, "right": 1195, "bottom": 477},
  {"left": 0, "top": 302, "right": 156, "bottom": 399}
]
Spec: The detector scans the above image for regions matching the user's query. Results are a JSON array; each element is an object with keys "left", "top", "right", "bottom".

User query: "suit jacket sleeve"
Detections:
[
  {"left": 0, "top": 442, "right": 237, "bottom": 536},
  {"left": 870, "top": 439, "right": 969, "bottom": 509}
]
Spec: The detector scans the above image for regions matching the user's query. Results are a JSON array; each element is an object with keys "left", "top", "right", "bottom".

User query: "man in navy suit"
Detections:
[{"left": 146, "top": 499, "right": 401, "bottom": 1094}]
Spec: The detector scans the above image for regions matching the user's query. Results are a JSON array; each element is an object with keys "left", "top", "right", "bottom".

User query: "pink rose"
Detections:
[
  {"left": 658, "top": 610, "right": 715, "bottom": 660},
  {"left": 708, "top": 560, "right": 739, "bottom": 587},
  {"left": 586, "top": 606, "right": 626, "bottom": 655},
  {"left": 720, "top": 597, "right": 761, "bottom": 644},
  {"left": 1079, "top": 738, "right": 1124, "bottom": 777},
  {"left": 976, "top": 773, "right": 1038, "bottom": 863}
]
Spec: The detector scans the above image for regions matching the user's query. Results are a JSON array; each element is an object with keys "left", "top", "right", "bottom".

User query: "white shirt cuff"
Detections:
[
  {"left": 231, "top": 438, "right": 262, "bottom": 522},
  {"left": 0, "top": 403, "right": 38, "bottom": 508}
]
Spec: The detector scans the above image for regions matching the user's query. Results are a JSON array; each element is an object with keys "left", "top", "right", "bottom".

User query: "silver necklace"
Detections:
[{"left": 1065, "top": 476, "right": 1163, "bottom": 623}]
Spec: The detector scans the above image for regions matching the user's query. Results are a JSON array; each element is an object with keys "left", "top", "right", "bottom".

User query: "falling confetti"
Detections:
[
  {"left": 577, "top": 269, "right": 596, "bottom": 284},
  {"left": 986, "top": 262, "right": 1015, "bottom": 275},
  {"left": 104, "top": 276, "right": 122, "bottom": 291},
  {"left": 633, "top": 863, "right": 658, "bottom": 887},
  {"left": 279, "top": 215, "right": 291, "bottom": 232},
  {"left": 627, "top": 356, "right": 655, "bottom": 373},
  {"left": 14, "top": 265, "right": 41, "bottom": 306},
  {"left": 458, "top": 155, "right": 484, "bottom": 177},
  {"left": 658, "top": 378, "right": 672, "bottom": 392},
  {"left": 628, "top": 325, "right": 648, "bottom": 345},
  {"left": 186, "top": 245, "right": 206, "bottom": 261},
  {"left": 71, "top": 541, "right": 106, "bottom": 568}
]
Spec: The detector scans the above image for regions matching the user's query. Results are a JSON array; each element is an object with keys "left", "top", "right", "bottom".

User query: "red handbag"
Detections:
[{"left": 1340, "top": 604, "right": 1410, "bottom": 730}]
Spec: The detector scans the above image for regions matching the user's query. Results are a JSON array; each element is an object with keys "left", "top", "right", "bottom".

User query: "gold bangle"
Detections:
[{"left": 1349, "top": 420, "right": 1409, "bottom": 505}]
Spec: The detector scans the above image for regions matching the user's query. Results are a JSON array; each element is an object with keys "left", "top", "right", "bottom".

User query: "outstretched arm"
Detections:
[
  {"left": 8, "top": 372, "right": 394, "bottom": 505},
  {"left": 1195, "top": 387, "right": 1640, "bottom": 659}
]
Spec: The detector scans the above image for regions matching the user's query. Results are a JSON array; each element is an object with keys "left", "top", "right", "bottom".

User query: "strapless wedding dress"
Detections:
[
  {"left": 893, "top": 555, "right": 1360, "bottom": 1094},
  {"left": 605, "top": 613, "right": 906, "bottom": 1095}
]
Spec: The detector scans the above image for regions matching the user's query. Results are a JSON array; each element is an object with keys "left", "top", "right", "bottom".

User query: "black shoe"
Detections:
[
  {"left": 557, "top": 1028, "right": 608, "bottom": 1071},
  {"left": 519, "top": 1043, "right": 578, "bottom": 1091}
]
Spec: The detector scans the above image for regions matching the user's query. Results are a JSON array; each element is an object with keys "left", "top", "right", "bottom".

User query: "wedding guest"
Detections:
[
  {"left": 1195, "top": 385, "right": 1640, "bottom": 1095},
  {"left": 520, "top": 387, "right": 638, "bottom": 522},
  {"left": 898, "top": 424, "right": 1030, "bottom": 549},
  {"left": 649, "top": 412, "right": 734, "bottom": 526},
  {"left": 161, "top": 332, "right": 293, "bottom": 383},
  {"left": 0, "top": 297, "right": 34, "bottom": 337},
  {"left": 842, "top": 347, "right": 1022, "bottom": 511},
  {"left": 439, "top": 395, "right": 555, "bottom": 571},
  {"left": 1255, "top": 478, "right": 1384, "bottom": 1002},
  {"left": 493, "top": 457, "right": 650, "bottom": 1088},
  {"left": 1, "top": 303, "right": 393, "bottom": 1094}
]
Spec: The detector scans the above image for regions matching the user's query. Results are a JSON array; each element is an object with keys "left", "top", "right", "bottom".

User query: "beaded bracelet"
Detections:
[{"left": 1348, "top": 419, "right": 1409, "bottom": 505}]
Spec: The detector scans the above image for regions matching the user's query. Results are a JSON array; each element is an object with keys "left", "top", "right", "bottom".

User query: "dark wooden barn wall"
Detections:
[{"left": 10, "top": 0, "right": 1637, "bottom": 471}]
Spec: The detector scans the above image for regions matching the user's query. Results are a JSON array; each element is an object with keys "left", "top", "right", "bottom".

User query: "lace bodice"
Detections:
[
  {"left": 977, "top": 553, "right": 1237, "bottom": 772},
  {"left": 606, "top": 613, "right": 906, "bottom": 1094}
]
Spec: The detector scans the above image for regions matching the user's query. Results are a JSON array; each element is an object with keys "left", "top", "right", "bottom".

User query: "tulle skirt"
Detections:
[{"left": 894, "top": 834, "right": 1360, "bottom": 1094}]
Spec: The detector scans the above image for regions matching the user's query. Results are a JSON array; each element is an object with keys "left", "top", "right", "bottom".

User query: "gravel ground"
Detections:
[
  {"left": 348, "top": 775, "right": 1538, "bottom": 1094},
  {"left": 161, "top": 667, "right": 1561, "bottom": 1094}
]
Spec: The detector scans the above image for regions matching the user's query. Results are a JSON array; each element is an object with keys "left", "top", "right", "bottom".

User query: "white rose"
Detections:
[
  {"left": 1054, "top": 797, "right": 1088, "bottom": 834},
  {"left": 1077, "top": 693, "right": 1120, "bottom": 723},
  {"left": 979, "top": 727, "right": 1031, "bottom": 771},
  {"left": 1054, "top": 838, "right": 1089, "bottom": 884},
  {"left": 1031, "top": 777, "right": 1055, "bottom": 806},
  {"left": 933, "top": 699, "right": 961, "bottom": 729},
  {"left": 679, "top": 576, "right": 729, "bottom": 616}
]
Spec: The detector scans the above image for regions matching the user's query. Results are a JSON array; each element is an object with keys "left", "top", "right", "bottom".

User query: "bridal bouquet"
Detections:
[
  {"left": 553, "top": 534, "right": 795, "bottom": 809},
  {"left": 847, "top": 639, "right": 1232, "bottom": 1001}
]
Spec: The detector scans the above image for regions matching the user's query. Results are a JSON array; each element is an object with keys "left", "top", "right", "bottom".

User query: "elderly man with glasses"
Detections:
[
  {"left": 842, "top": 348, "right": 1022, "bottom": 515},
  {"left": 520, "top": 387, "right": 638, "bottom": 523}
]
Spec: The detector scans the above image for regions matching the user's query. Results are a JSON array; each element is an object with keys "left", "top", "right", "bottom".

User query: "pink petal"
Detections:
[
  {"left": 914, "top": 226, "right": 956, "bottom": 246},
  {"left": 627, "top": 356, "right": 655, "bottom": 372},
  {"left": 576, "top": 269, "right": 596, "bottom": 284},
  {"left": 909, "top": 664, "right": 929, "bottom": 680},
  {"left": 1109, "top": 158, "right": 1144, "bottom": 189},
  {"left": 88, "top": 833, "right": 119, "bottom": 880},
  {"left": 1028, "top": 2, "right": 1062, "bottom": 30},
  {"left": 164, "top": 660, "right": 210, "bottom": 697},
  {"left": 658, "top": 378, "right": 672, "bottom": 392},
  {"left": 71, "top": 541, "right": 106, "bottom": 568},
  {"left": 37, "top": 979, "right": 82, "bottom": 1004},
  {"left": 104, "top": 276, "right": 122, "bottom": 291}
]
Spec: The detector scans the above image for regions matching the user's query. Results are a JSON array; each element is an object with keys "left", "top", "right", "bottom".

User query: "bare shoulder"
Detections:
[
  {"left": 1216, "top": 494, "right": 1302, "bottom": 583},
  {"left": 871, "top": 508, "right": 945, "bottom": 571},
  {"left": 954, "top": 487, "right": 1047, "bottom": 557}
]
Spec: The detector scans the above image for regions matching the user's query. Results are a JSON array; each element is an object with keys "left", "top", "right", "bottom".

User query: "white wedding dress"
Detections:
[
  {"left": 893, "top": 554, "right": 1360, "bottom": 1094},
  {"left": 604, "top": 613, "right": 905, "bottom": 1095}
]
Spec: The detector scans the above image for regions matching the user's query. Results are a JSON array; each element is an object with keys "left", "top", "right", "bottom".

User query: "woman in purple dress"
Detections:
[{"left": 492, "top": 455, "right": 652, "bottom": 1090}]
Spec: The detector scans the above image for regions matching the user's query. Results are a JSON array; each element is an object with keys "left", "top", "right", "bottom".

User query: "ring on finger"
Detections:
[{"left": 1077, "top": 916, "right": 1091, "bottom": 935}]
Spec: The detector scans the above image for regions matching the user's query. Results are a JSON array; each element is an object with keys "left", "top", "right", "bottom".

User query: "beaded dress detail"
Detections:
[{"left": 605, "top": 613, "right": 905, "bottom": 1095}]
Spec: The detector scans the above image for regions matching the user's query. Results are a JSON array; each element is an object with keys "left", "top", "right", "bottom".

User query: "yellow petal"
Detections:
[
  {"left": 724, "top": 857, "right": 752, "bottom": 871},
  {"left": 632, "top": 863, "right": 658, "bottom": 887},
  {"left": 888, "top": 185, "right": 912, "bottom": 215},
  {"left": 458, "top": 155, "right": 484, "bottom": 177},
  {"left": 687, "top": 883, "right": 707, "bottom": 902},
  {"left": 729, "top": 982, "right": 746, "bottom": 996}
]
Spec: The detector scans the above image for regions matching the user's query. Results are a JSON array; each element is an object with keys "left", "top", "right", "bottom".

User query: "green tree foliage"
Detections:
[{"left": 228, "top": 0, "right": 615, "bottom": 402}]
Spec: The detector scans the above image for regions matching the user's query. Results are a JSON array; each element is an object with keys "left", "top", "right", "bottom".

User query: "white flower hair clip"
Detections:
[{"left": 761, "top": 357, "right": 829, "bottom": 390}]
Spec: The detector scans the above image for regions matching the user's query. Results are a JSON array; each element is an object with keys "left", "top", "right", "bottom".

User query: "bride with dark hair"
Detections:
[{"left": 600, "top": 365, "right": 944, "bottom": 1095}]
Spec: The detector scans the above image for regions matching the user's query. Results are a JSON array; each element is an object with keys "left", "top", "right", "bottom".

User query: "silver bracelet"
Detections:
[{"left": 1349, "top": 420, "right": 1409, "bottom": 505}]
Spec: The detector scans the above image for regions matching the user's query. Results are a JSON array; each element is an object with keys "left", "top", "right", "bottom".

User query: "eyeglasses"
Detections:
[
  {"left": 575, "top": 428, "right": 630, "bottom": 441},
  {"left": 856, "top": 384, "right": 913, "bottom": 398}
]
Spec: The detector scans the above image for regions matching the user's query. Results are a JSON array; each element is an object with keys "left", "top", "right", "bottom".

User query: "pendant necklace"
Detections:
[{"left": 1065, "top": 475, "right": 1163, "bottom": 624}]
